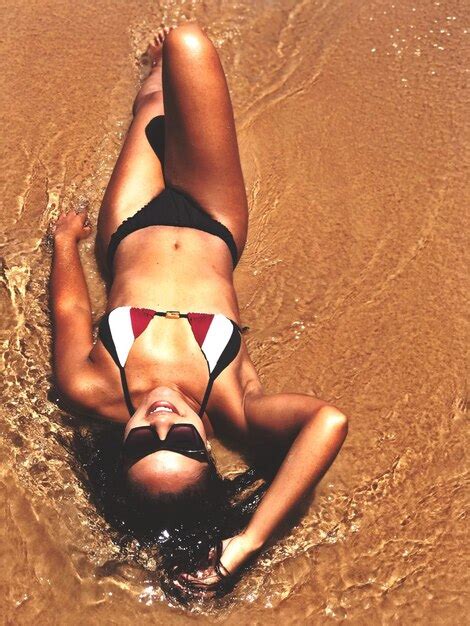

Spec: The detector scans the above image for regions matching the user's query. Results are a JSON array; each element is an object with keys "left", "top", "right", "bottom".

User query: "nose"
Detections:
[{"left": 147, "top": 413, "right": 175, "bottom": 440}]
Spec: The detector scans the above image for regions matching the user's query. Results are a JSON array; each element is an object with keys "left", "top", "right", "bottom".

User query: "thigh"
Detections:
[
  {"left": 96, "top": 95, "right": 165, "bottom": 258},
  {"left": 162, "top": 24, "right": 249, "bottom": 257}
]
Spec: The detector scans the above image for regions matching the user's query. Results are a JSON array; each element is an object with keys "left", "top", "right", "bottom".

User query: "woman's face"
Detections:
[{"left": 123, "top": 386, "right": 210, "bottom": 496}]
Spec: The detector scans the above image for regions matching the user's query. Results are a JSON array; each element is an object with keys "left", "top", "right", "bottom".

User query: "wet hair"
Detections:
[{"left": 72, "top": 424, "right": 269, "bottom": 597}]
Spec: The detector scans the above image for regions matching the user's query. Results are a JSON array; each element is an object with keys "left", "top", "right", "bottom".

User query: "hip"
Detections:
[{"left": 106, "top": 186, "right": 239, "bottom": 275}]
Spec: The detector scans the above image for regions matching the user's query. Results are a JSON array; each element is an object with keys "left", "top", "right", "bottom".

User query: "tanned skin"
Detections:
[{"left": 50, "top": 23, "right": 348, "bottom": 593}]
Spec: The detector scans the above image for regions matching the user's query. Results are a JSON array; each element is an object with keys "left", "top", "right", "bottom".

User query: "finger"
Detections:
[
  {"left": 172, "top": 579, "right": 203, "bottom": 599},
  {"left": 179, "top": 582, "right": 219, "bottom": 593},
  {"left": 80, "top": 226, "right": 92, "bottom": 240},
  {"left": 173, "top": 579, "right": 216, "bottom": 600},
  {"left": 178, "top": 573, "right": 221, "bottom": 588}
]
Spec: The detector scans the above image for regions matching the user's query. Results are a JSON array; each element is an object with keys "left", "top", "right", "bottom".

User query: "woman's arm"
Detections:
[
  {"left": 235, "top": 392, "right": 347, "bottom": 551},
  {"left": 177, "top": 389, "right": 348, "bottom": 591},
  {"left": 50, "top": 211, "right": 97, "bottom": 404}
]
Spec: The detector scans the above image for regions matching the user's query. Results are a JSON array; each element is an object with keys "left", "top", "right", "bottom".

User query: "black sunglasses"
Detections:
[{"left": 122, "top": 424, "right": 209, "bottom": 466}]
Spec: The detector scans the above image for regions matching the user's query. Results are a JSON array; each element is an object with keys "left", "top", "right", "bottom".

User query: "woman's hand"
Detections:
[
  {"left": 54, "top": 210, "right": 92, "bottom": 243},
  {"left": 174, "top": 532, "right": 262, "bottom": 597}
]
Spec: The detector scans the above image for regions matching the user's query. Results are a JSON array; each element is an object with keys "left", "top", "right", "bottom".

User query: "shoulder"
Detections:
[
  {"left": 56, "top": 361, "right": 100, "bottom": 406},
  {"left": 55, "top": 361, "right": 117, "bottom": 419}
]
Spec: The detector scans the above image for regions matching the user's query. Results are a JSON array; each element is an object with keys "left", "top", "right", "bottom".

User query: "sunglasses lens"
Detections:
[
  {"left": 123, "top": 428, "right": 157, "bottom": 459},
  {"left": 122, "top": 424, "right": 207, "bottom": 466},
  {"left": 167, "top": 424, "right": 205, "bottom": 451}
]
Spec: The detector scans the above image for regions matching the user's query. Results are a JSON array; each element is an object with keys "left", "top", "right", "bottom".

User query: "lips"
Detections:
[{"left": 147, "top": 400, "right": 179, "bottom": 416}]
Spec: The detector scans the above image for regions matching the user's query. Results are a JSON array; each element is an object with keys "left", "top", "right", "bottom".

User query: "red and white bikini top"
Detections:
[{"left": 98, "top": 306, "right": 242, "bottom": 417}]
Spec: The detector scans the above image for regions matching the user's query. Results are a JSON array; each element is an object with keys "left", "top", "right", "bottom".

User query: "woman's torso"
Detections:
[{"left": 88, "top": 226, "right": 259, "bottom": 433}]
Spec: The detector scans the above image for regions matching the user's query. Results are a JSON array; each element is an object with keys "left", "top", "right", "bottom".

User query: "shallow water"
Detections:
[{"left": 1, "top": 0, "right": 468, "bottom": 623}]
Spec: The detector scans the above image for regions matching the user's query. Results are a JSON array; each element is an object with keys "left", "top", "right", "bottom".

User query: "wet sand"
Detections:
[{"left": 1, "top": 0, "right": 468, "bottom": 623}]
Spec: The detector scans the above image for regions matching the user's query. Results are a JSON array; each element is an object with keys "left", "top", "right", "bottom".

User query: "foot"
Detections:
[
  {"left": 141, "top": 26, "right": 174, "bottom": 70},
  {"left": 133, "top": 27, "right": 175, "bottom": 115}
]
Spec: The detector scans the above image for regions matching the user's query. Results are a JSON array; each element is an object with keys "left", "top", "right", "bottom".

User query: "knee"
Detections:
[
  {"left": 317, "top": 405, "right": 349, "bottom": 436},
  {"left": 164, "top": 22, "right": 212, "bottom": 59},
  {"left": 132, "top": 90, "right": 163, "bottom": 117}
]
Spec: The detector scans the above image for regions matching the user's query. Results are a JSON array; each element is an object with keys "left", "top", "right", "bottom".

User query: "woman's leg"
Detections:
[
  {"left": 96, "top": 24, "right": 249, "bottom": 265},
  {"left": 162, "top": 24, "right": 249, "bottom": 257},
  {"left": 96, "top": 36, "right": 167, "bottom": 262}
]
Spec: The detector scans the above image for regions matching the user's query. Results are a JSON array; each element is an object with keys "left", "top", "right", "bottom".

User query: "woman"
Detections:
[{"left": 50, "top": 23, "right": 348, "bottom": 594}]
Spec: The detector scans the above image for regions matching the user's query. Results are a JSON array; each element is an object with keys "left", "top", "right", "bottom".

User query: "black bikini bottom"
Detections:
[
  {"left": 106, "top": 115, "right": 238, "bottom": 273},
  {"left": 107, "top": 186, "right": 239, "bottom": 273}
]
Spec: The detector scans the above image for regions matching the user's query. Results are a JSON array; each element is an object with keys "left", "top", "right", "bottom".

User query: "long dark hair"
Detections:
[{"left": 72, "top": 422, "right": 267, "bottom": 594}]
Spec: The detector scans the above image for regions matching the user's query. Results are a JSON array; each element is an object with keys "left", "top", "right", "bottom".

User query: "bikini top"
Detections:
[{"left": 98, "top": 306, "right": 242, "bottom": 417}]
